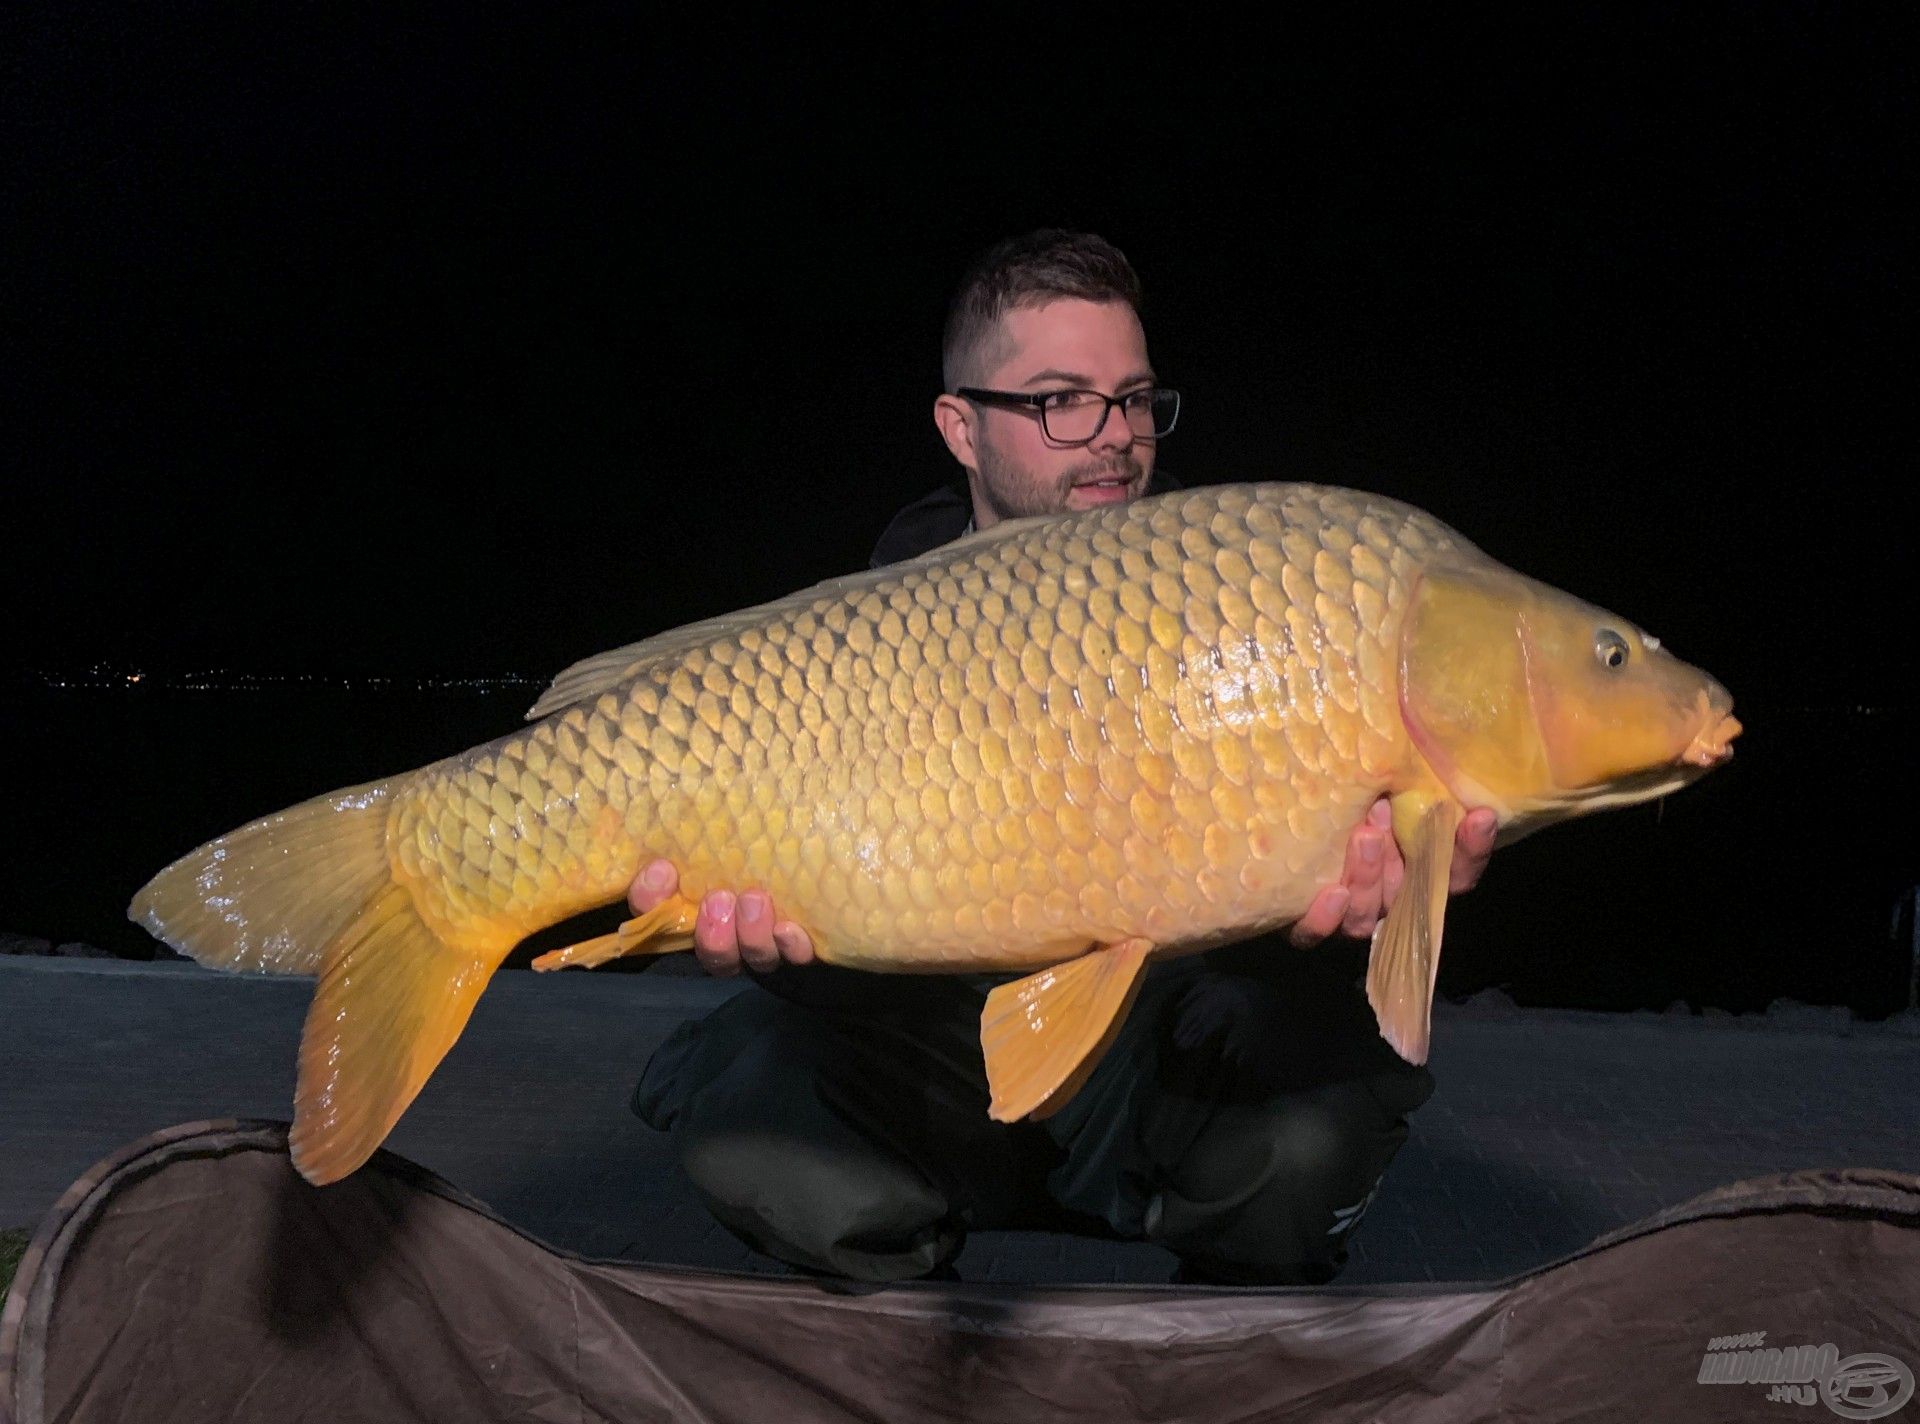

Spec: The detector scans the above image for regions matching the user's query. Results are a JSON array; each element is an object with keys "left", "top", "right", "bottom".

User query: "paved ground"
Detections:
[{"left": 3, "top": 955, "right": 1916, "bottom": 1286}]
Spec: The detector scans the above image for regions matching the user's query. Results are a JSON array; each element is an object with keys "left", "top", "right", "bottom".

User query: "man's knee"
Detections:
[
  {"left": 1160, "top": 1092, "right": 1394, "bottom": 1221},
  {"left": 664, "top": 1035, "right": 961, "bottom": 1280},
  {"left": 1148, "top": 1075, "right": 1427, "bottom": 1284},
  {"left": 674, "top": 1107, "right": 958, "bottom": 1280}
]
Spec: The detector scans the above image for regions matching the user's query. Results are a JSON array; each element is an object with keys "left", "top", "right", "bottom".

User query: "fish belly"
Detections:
[{"left": 394, "top": 485, "right": 1451, "bottom": 970}]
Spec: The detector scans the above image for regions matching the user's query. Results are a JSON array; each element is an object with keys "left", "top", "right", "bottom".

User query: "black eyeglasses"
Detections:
[{"left": 956, "top": 386, "right": 1181, "bottom": 444}]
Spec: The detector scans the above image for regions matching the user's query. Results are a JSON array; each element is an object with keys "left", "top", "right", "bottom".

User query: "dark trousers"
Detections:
[{"left": 633, "top": 955, "right": 1433, "bottom": 1284}]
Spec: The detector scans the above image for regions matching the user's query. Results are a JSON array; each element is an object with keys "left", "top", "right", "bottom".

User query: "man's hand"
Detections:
[
  {"left": 627, "top": 860, "right": 815, "bottom": 978},
  {"left": 1287, "top": 798, "right": 1498, "bottom": 949}
]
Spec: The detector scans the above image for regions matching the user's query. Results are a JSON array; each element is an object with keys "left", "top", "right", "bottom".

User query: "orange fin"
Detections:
[
  {"left": 128, "top": 776, "right": 399, "bottom": 975},
  {"left": 532, "top": 895, "right": 699, "bottom": 972},
  {"left": 981, "top": 938, "right": 1154, "bottom": 1122},
  {"left": 1365, "top": 796, "right": 1462, "bottom": 1066},
  {"left": 291, "top": 884, "right": 508, "bottom": 1185}
]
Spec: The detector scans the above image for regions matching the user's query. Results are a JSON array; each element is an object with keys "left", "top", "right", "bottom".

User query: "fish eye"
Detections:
[{"left": 1595, "top": 630, "right": 1629, "bottom": 670}]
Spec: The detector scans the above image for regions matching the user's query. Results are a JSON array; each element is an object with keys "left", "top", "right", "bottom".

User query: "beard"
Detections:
[{"left": 972, "top": 441, "right": 1148, "bottom": 523}]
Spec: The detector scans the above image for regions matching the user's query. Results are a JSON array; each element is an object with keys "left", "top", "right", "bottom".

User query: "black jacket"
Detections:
[{"left": 867, "top": 470, "right": 1184, "bottom": 569}]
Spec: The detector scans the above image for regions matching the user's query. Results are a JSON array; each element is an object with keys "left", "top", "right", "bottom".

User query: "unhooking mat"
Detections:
[{"left": 3, "top": 1120, "right": 1916, "bottom": 1422}]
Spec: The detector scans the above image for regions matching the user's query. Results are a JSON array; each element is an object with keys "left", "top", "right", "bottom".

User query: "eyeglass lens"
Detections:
[{"left": 1042, "top": 390, "right": 1179, "bottom": 442}]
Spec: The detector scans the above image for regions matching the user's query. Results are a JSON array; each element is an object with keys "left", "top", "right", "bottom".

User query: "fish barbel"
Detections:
[{"left": 131, "top": 482, "right": 1740, "bottom": 1184}]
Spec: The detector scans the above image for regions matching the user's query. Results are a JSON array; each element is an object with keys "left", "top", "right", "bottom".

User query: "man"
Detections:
[{"left": 627, "top": 230, "right": 1498, "bottom": 1284}]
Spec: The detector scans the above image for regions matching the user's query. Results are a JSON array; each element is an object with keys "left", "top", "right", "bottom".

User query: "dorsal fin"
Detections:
[{"left": 523, "top": 514, "right": 1046, "bottom": 720}]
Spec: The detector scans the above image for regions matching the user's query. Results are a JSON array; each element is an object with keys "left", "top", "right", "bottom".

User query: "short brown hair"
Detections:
[{"left": 941, "top": 230, "right": 1144, "bottom": 391}]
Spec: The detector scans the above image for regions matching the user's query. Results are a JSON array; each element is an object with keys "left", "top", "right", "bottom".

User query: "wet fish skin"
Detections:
[
  {"left": 392, "top": 483, "right": 1444, "bottom": 971},
  {"left": 130, "top": 480, "right": 1737, "bottom": 1182}
]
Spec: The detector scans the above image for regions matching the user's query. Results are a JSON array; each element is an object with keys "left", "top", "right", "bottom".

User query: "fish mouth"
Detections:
[
  {"left": 1683, "top": 713, "right": 1742, "bottom": 767},
  {"left": 1682, "top": 685, "right": 1742, "bottom": 768}
]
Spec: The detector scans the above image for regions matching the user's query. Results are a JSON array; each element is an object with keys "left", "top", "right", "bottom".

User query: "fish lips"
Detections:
[{"left": 1683, "top": 710, "right": 1742, "bottom": 768}]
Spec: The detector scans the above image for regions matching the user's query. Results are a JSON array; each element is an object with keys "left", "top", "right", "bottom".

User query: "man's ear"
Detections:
[{"left": 932, "top": 393, "right": 979, "bottom": 471}]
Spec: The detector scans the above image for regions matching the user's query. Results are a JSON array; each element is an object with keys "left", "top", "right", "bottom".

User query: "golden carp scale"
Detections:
[{"left": 395, "top": 483, "right": 1443, "bottom": 970}]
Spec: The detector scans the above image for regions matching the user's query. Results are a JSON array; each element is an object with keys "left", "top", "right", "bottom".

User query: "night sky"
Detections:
[
  {"left": 5, "top": 8, "right": 1915, "bottom": 1000},
  {"left": 10, "top": 6, "right": 1909, "bottom": 700}
]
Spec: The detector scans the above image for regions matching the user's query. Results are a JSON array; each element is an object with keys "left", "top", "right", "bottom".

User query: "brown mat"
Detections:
[{"left": 4, "top": 1120, "right": 1916, "bottom": 1422}]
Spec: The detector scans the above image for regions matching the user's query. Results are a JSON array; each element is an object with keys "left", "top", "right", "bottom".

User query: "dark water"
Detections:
[{"left": 4, "top": 682, "right": 1914, "bottom": 1016}]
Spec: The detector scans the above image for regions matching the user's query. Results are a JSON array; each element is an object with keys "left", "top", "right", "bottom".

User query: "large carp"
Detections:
[{"left": 132, "top": 482, "right": 1739, "bottom": 1185}]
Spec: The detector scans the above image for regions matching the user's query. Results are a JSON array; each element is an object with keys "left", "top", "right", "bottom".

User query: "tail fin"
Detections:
[
  {"left": 130, "top": 777, "right": 402, "bottom": 976},
  {"left": 129, "top": 777, "right": 508, "bottom": 1185}
]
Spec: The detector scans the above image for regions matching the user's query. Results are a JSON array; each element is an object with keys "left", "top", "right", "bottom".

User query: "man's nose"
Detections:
[{"left": 1088, "top": 400, "right": 1134, "bottom": 450}]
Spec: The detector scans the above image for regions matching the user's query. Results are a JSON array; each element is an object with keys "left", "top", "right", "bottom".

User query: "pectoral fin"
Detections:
[
  {"left": 981, "top": 937, "right": 1154, "bottom": 1122},
  {"left": 1365, "top": 796, "right": 1463, "bottom": 1066}
]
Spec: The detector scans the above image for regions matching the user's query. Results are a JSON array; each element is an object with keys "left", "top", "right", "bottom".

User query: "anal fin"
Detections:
[
  {"left": 292, "top": 885, "right": 511, "bottom": 1185},
  {"left": 532, "top": 895, "right": 700, "bottom": 972},
  {"left": 981, "top": 937, "right": 1154, "bottom": 1122},
  {"left": 1365, "top": 796, "right": 1462, "bottom": 1066}
]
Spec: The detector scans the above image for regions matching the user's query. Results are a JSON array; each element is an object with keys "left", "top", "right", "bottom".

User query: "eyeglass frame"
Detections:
[{"left": 955, "top": 385, "right": 1181, "bottom": 443}]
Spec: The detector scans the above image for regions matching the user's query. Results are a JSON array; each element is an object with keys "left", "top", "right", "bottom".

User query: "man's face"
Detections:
[{"left": 962, "top": 298, "right": 1159, "bottom": 526}]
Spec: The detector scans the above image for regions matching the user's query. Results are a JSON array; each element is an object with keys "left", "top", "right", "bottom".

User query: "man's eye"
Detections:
[
  {"left": 1121, "top": 389, "right": 1155, "bottom": 411},
  {"left": 1043, "top": 390, "right": 1099, "bottom": 409}
]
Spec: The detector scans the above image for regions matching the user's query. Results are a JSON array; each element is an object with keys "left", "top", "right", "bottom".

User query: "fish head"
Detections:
[{"left": 1398, "top": 565, "right": 1740, "bottom": 827}]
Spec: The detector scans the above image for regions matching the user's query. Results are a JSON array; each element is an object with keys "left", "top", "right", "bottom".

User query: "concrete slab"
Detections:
[{"left": 3, "top": 956, "right": 1914, "bottom": 1286}]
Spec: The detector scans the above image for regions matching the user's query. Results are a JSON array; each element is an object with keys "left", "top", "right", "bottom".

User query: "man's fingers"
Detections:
[
  {"left": 1341, "top": 822, "right": 1388, "bottom": 938},
  {"left": 1289, "top": 886, "right": 1349, "bottom": 948},
  {"left": 1294, "top": 797, "right": 1494, "bottom": 945},
  {"left": 626, "top": 862, "right": 812, "bottom": 975},
  {"left": 1449, "top": 808, "right": 1499, "bottom": 894},
  {"left": 771, "top": 920, "right": 816, "bottom": 966},
  {"left": 628, "top": 858, "right": 678, "bottom": 915},
  {"left": 734, "top": 891, "right": 780, "bottom": 973},
  {"left": 692, "top": 890, "right": 741, "bottom": 977}
]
